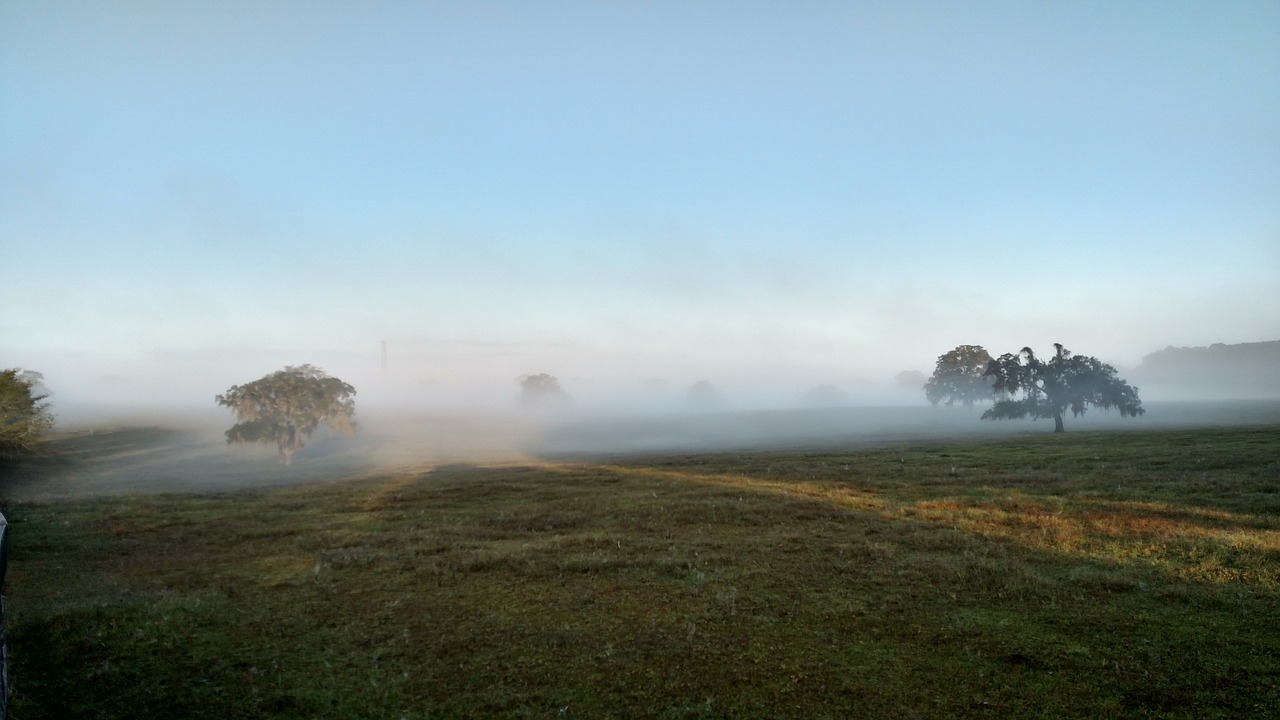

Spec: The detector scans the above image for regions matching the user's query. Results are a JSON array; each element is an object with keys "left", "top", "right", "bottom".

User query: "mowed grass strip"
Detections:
[{"left": 4, "top": 426, "right": 1279, "bottom": 718}]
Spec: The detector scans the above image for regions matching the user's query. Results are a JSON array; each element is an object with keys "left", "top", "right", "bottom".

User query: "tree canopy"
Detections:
[
  {"left": 1, "top": 368, "right": 54, "bottom": 462},
  {"left": 894, "top": 370, "right": 926, "bottom": 389},
  {"left": 924, "top": 345, "right": 996, "bottom": 407},
  {"left": 518, "top": 373, "right": 571, "bottom": 410},
  {"left": 215, "top": 365, "right": 356, "bottom": 465},
  {"left": 982, "top": 344, "right": 1144, "bottom": 432}
]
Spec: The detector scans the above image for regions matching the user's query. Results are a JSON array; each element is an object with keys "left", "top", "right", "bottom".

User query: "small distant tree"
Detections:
[
  {"left": 982, "top": 343, "right": 1144, "bottom": 433},
  {"left": 894, "top": 370, "right": 926, "bottom": 389},
  {"left": 518, "top": 373, "right": 570, "bottom": 410},
  {"left": 685, "top": 380, "right": 725, "bottom": 411},
  {"left": 215, "top": 365, "right": 356, "bottom": 465},
  {"left": 1, "top": 369, "right": 54, "bottom": 461},
  {"left": 924, "top": 345, "right": 996, "bottom": 407}
]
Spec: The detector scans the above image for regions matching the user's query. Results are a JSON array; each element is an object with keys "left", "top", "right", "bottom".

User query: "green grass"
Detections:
[{"left": 4, "top": 425, "right": 1279, "bottom": 718}]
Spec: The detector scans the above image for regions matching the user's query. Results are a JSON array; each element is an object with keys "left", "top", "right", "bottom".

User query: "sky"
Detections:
[{"left": 2, "top": 1, "right": 1278, "bottom": 412}]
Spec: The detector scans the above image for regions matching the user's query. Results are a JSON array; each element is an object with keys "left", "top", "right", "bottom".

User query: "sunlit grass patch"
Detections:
[{"left": 894, "top": 491, "right": 1280, "bottom": 589}]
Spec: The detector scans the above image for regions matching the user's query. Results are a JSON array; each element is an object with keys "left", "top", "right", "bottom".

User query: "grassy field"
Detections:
[{"left": 3, "top": 423, "right": 1279, "bottom": 718}]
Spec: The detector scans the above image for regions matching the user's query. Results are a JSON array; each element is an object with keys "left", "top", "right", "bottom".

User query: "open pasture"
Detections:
[{"left": 2, "top": 414, "right": 1279, "bottom": 718}]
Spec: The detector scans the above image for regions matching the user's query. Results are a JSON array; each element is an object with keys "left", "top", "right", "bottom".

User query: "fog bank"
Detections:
[{"left": 8, "top": 400, "right": 1278, "bottom": 502}]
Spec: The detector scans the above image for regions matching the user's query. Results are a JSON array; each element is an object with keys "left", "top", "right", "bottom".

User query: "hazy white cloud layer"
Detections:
[{"left": 2, "top": 1, "right": 1278, "bottom": 413}]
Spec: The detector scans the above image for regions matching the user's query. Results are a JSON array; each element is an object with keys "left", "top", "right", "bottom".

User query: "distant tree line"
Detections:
[{"left": 1134, "top": 341, "right": 1280, "bottom": 396}]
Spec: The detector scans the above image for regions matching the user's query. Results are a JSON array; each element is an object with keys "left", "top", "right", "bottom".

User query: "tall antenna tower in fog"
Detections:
[{"left": 381, "top": 340, "right": 388, "bottom": 375}]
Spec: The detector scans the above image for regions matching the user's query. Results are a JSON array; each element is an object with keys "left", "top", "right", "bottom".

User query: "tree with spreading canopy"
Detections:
[
  {"left": 215, "top": 365, "right": 356, "bottom": 465},
  {"left": 982, "top": 343, "right": 1144, "bottom": 433},
  {"left": 924, "top": 345, "right": 996, "bottom": 407},
  {"left": 1, "top": 368, "right": 54, "bottom": 462}
]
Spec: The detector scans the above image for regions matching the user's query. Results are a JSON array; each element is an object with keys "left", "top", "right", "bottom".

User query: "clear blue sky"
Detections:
[{"left": 2, "top": 1, "right": 1277, "bottom": 409}]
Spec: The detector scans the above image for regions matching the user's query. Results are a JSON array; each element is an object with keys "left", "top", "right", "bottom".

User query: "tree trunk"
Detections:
[
  {"left": 280, "top": 422, "right": 297, "bottom": 465},
  {"left": 1053, "top": 412, "right": 1064, "bottom": 433}
]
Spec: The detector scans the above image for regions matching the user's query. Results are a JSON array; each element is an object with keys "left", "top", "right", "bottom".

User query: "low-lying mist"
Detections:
[{"left": 10, "top": 398, "right": 1279, "bottom": 502}]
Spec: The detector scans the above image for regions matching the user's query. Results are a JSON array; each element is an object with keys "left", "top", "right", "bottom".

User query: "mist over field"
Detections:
[
  {"left": 12, "top": 391, "right": 1277, "bottom": 502},
  {"left": 42, "top": 337, "right": 1280, "bottom": 422},
  {"left": 8, "top": 335, "right": 1268, "bottom": 501}
]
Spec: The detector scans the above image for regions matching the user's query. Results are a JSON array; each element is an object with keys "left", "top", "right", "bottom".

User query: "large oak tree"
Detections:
[
  {"left": 982, "top": 344, "right": 1144, "bottom": 432},
  {"left": 216, "top": 365, "right": 356, "bottom": 464}
]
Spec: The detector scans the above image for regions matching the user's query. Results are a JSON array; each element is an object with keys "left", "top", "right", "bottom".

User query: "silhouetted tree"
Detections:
[
  {"left": 215, "top": 365, "right": 356, "bottom": 465},
  {"left": 924, "top": 345, "right": 995, "bottom": 407},
  {"left": 982, "top": 344, "right": 1144, "bottom": 433},
  {"left": 518, "top": 373, "right": 571, "bottom": 410},
  {"left": 1, "top": 369, "right": 53, "bottom": 461}
]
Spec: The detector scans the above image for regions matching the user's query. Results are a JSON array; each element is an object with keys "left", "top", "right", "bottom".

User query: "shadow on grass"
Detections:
[{"left": 0, "top": 427, "right": 387, "bottom": 502}]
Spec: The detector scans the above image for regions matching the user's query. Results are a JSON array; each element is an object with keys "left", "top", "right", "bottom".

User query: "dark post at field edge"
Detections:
[{"left": 0, "top": 511, "right": 8, "bottom": 720}]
